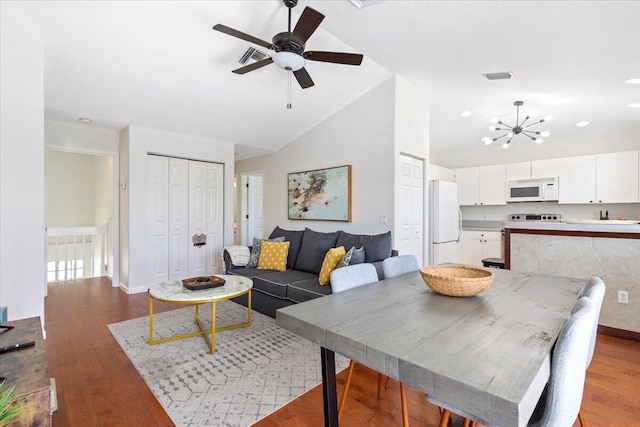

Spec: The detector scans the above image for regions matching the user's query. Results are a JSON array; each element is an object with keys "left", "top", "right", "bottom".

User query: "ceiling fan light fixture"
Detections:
[{"left": 273, "top": 51, "right": 305, "bottom": 71}]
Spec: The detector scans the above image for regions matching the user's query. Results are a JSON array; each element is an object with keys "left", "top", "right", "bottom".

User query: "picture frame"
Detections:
[{"left": 288, "top": 165, "right": 352, "bottom": 221}]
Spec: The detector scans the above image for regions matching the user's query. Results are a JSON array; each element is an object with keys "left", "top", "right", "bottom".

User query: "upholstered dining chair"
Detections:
[
  {"left": 577, "top": 277, "right": 605, "bottom": 427},
  {"left": 382, "top": 254, "right": 419, "bottom": 279},
  {"left": 380, "top": 253, "right": 421, "bottom": 422},
  {"left": 329, "top": 264, "right": 411, "bottom": 426},
  {"left": 428, "top": 296, "right": 597, "bottom": 427}
]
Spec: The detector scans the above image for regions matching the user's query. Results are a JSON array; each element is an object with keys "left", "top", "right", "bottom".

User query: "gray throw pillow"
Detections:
[
  {"left": 349, "top": 247, "right": 366, "bottom": 265},
  {"left": 268, "top": 226, "right": 304, "bottom": 270},
  {"left": 293, "top": 228, "right": 339, "bottom": 274},
  {"left": 247, "top": 237, "right": 285, "bottom": 268},
  {"left": 360, "top": 231, "right": 391, "bottom": 262}
]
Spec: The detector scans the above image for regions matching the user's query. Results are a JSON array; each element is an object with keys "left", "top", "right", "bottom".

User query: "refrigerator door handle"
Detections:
[{"left": 457, "top": 208, "right": 462, "bottom": 242}]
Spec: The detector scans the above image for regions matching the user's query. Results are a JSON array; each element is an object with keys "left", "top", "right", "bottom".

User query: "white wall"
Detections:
[
  {"left": 45, "top": 120, "right": 120, "bottom": 153},
  {"left": 94, "top": 155, "right": 114, "bottom": 276},
  {"left": 47, "top": 151, "right": 96, "bottom": 227},
  {"left": 393, "top": 76, "right": 430, "bottom": 262},
  {"left": 236, "top": 77, "right": 396, "bottom": 239},
  {"left": 0, "top": 15, "right": 46, "bottom": 321},
  {"left": 45, "top": 120, "right": 119, "bottom": 280},
  {"left": 119, "top": 125, "right": 235, "bottom": 293}
]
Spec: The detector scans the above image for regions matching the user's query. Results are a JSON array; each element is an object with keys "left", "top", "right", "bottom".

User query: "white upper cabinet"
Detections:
[
  {"left": 531, "top": 158, "right": 560, "bottom": 179},
  {"left": 596, "top": 151, "right": 639, "bottom": 203},
  {"left": 506, "top": 162, "right": 531, "bottom": 180},
  {"left": 557, "top": 151, "right": 639, "bottom": 204},
  {"left": 456, "top": 167, "right": 479, "bottom": 205},
  {"left": 456, "top": 164, "right": 506, "bottom": 206},
  {"left": 557, "top": 155, "right": 597, "bottom": 203}
]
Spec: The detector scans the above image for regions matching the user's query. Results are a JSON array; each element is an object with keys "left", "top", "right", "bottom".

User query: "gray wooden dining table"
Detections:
[{"left": 275, "top": 268, "right": 585, "bottom": 427}]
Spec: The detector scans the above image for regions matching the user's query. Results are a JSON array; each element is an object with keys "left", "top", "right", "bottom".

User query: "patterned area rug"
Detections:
[{"left": 108, "top": 300, "right": 348, "bottom": 427}]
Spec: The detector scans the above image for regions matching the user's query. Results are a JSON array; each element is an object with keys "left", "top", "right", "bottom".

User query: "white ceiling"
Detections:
[{"left": 3, "top": 1, "right": 639, "bottom": 168}]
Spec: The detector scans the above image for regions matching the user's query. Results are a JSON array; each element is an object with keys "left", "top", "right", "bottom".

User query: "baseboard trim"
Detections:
[{"left": 598, "top": 325, "right": 640, "bottom": 342}]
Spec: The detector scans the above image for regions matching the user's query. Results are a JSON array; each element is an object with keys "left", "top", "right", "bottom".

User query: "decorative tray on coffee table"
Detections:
[{"left": 182, "top": 276, "right": 226, "bottom": 290}]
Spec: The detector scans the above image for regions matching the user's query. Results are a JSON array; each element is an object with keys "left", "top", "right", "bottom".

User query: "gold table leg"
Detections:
[{"left": 149, "top": 289, "right": 253, "bottom": 354}]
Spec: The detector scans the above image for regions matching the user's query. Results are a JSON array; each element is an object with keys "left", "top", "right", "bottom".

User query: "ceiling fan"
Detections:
[{"left": 213, "top": 0, "right": 364, "bottom": 89}]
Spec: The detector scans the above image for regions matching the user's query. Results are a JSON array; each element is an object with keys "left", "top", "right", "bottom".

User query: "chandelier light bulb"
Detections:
[
  {"left": 540, "top": 131, "right": 550, "bottom": 137},
  {"left": 481, "top": 137, "right": 492, "bottom": 145},
  {"left": 544, "top": 115, "right": 554, "bottom": 122},
  {"left": 490, "top": 117, "right": 499, "bottom": 123},
  {"left": 535, "top": 138, "right": 544, "bottom": 144},
  {"left": 489, "top": 126, "right": 497, "bottom": 131},
  {"left": 507, "top": 132, "right": 514, "bottom": 138},
  {"left": 502, "top": 143, "right": 509, "bottom": 149}
]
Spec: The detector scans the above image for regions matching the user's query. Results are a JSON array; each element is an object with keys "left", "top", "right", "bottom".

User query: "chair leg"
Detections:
[
  {"left": 385, "top": 375, "right": 391, "bottom": 389},
  {"left": 439, "top": 409, "right": 451, "bottom": 427},
  {"left": 462, "top": 419, "right": 470, "bottom": 427},
  {"left": 377, "top": 373, "right": 385, "bottom": 399},
  {"left": 578, "top": 409, "right": 587, "bottom": 427},
  {"left": 400, "top": 383, "right": 409, "bottom": 427},
  {"left": 338, "top": 360, "right": 356, "bottom": 420}
]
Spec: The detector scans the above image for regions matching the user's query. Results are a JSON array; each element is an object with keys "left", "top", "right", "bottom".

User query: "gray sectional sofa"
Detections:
[{"left": 225, "top": 227, "right": 396, "bottom": 318}]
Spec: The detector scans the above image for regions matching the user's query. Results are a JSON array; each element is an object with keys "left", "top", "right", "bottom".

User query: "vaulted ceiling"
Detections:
[{"left": 3, "top": 1, "right": 639, "bottom": 167}]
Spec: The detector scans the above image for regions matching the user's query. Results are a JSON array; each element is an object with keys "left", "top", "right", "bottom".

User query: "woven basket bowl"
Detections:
[{"left": 419, "top": 265, "right": 494, "bottom": 297}]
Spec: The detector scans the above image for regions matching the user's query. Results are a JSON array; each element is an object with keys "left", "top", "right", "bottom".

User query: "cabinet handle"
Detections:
[
  {"left": 599, "top": 200, "right": 602, "bottom": 203},
  {"left": 590, "top": 200, "right": 593, "bottom": 203}
]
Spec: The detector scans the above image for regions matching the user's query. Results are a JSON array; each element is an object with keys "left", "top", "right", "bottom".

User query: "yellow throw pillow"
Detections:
[
  {"left": 319, "top": 246, "right": 346, "bottom": 286},
  {"left": 257, "top": 241, "right": 290, "bottom": 272}
]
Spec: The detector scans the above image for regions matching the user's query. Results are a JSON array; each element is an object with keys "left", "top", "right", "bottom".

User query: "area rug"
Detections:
[{"left": 108, "top": 300, "right": 348, "bottom": 427}]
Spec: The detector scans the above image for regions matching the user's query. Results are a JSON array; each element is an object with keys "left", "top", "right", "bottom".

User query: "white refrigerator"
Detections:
[{"left": 429, "top": 180, "right": 461, "bottom": 265}]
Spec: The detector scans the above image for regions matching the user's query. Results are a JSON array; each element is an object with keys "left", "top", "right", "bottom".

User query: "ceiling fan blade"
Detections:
[
  {"left": 213, "top": 24, "right": 273, "bottom": 49},
  {"left": 291, "top": 7, "right": 325, "bottom": 44},
  {"left": 293, "top": 68, "right": 315, "bottom": 89},
  {"left": 304, "top": 51, "right": 364, "bottom": 66},
  {"left": 232, "top": 57, "right": 274, "bottom": 75}
]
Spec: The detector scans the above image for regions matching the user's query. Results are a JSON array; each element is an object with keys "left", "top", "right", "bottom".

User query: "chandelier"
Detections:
[{"left": 482, "top": 101, "right": 552, "bottom": 149}]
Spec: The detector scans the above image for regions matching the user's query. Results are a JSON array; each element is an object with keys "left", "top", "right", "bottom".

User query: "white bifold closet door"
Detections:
[{"left": 147, "top": 155, "right": 223, "bottom": 285}]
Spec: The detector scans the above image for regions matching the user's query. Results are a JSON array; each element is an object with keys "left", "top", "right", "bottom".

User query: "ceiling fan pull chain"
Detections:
[{"left": 287, "top": 71, "right": 292, "bottom": 109}]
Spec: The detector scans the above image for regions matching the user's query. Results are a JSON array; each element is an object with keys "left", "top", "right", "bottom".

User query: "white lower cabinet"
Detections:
[{"left": 459, "top": 230, "right": 502, "bottom": 267}]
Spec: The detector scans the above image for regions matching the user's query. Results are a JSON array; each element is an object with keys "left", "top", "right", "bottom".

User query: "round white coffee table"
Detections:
[{"left": 148, "top": 274, "right": 253, "bottom": 354}]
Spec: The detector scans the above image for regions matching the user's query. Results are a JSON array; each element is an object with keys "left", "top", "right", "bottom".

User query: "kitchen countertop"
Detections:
[{"left": 504, "top": 221, "right": 640, "bottom": 234}]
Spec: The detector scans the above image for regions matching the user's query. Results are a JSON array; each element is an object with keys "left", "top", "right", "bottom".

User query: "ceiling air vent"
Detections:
[
  {"left": 483, "top": 72, "right": 515, "bottom": 80},
  {"left": 239, "top": 47, "right": 270, "bottom": 65}
]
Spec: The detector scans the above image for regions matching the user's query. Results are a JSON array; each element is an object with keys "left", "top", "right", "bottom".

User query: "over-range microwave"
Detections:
[{"left": 506, "top": 177, "right": 559, "bottom": 202}]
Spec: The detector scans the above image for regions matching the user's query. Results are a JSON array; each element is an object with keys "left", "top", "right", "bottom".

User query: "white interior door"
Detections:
[
  {"left": 147, "top": 155, "right": 169, "bottom": 284},
  {"left": 168, "top": 158, "right": 189, "bottom": 280},
  {"left": 247, "top": 174, "right": 264, "bottom": 243},
  {"left": 205, "top": 162, "right": 224, "bottom": 275},
  {"left": 397, "top": 154, "right": 424, "bottom": 263},
  {"left": 189, "top": 160, "right": 208, "bottom": 277}
]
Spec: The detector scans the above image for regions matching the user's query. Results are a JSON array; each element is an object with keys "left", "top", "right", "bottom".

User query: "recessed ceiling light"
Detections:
[
  {"left": 78, "top": 118, "right": 92, "bottom": 124},
  {"left": 627, "top": 103, "right": 640, "bottom": 108},
  {"left": 576, "top": 121, "right": 590, "bottom": 127},
  {"left": 624, "top": 78, "right": 640, "bottom": 85},
  {"left": 460, "top": 111, "right": 471, "bottom": 118}
]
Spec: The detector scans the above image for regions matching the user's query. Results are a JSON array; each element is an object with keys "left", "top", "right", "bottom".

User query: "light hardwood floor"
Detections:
[{"left": 45, "top": 278, "right": 639, "bottom": 426}]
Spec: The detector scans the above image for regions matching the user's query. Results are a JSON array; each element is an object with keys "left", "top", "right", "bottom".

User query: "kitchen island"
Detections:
[{"left": 505, "top": 221, "right": 640, "bottom": 336}]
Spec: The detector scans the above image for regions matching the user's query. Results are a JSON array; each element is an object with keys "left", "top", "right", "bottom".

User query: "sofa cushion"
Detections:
[
  {"left": 268, "top": 226, "right": 304, "bottom": 270},
  {"left": 252, "top": 270, "right": 318, "bottom": 299},
  {"left": 350, "top": 246, "right": 366, "bottom": 264},
  {"left": 337, "top": 231, "right": 391, "bottom": 263},
  {"left": 319, "top": 246, "right": 346, "bottom": 285},
  {"left": 287, "top": 278, "right": 333, "bottom": 303},
  {"left": 247, "top": 237, "right": 285, "bottom": 267},
  {"left": 293, "top": 228, "right": 339, "bottom": 274},
  {"left": 258, "top": 241, "right": 290, "bottom": 272},
  {"left": 229, "top": 267, "right": 262, "bottom": 278}
]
